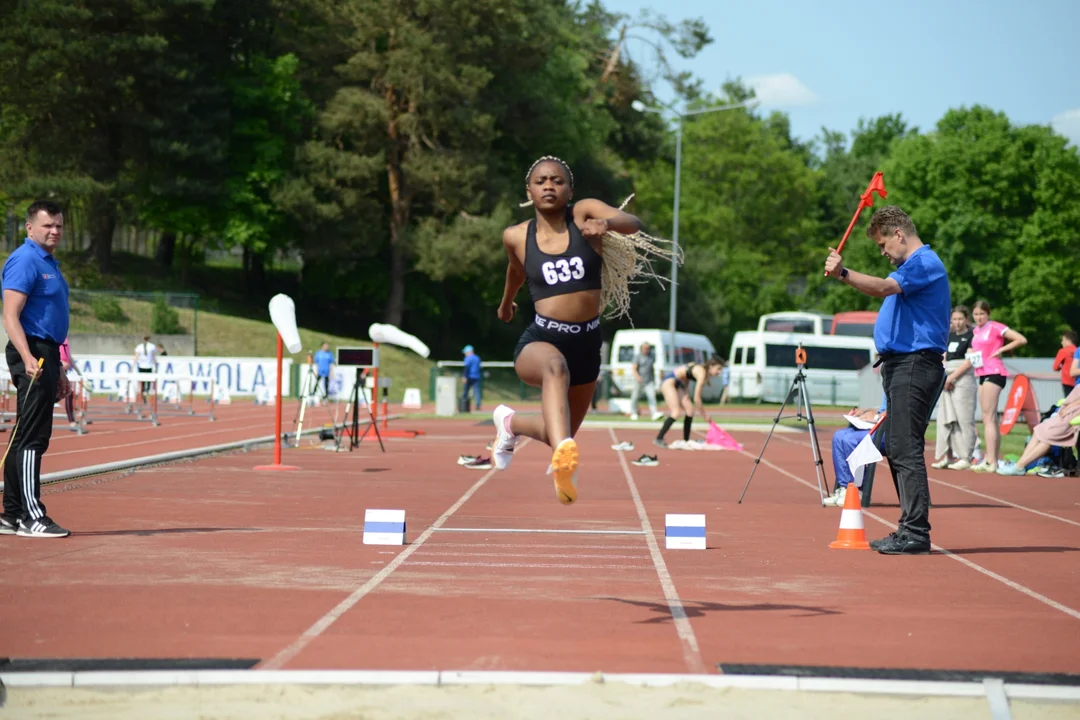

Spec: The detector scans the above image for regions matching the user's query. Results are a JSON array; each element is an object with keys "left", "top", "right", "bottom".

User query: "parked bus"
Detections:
[
  {"left": 757, "top": 311, "right": 833, "bottom": 335},
  {"left": 726, "top": 330, "right": 878, "bottom": 406},
  {"left": 831, "top": 310, "right": 878, "bottom": 338}
]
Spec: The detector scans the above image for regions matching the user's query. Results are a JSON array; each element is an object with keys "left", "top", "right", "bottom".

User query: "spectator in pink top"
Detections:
[{"left": 967, "top": 300, "right": 1029, "bottom": 472}]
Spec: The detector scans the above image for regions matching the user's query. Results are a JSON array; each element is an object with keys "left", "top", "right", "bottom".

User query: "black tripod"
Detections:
[
  {"left": 336, "top": 367, "right": 385, "bottom": 453},
  {"left": 738, "top": 344, "right": 830, "bottom": 504}
]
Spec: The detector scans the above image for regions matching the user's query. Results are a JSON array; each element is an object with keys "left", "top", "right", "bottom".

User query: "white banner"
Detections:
[{"left": 65, "top": 355, "right": 292, "bottom": 397}]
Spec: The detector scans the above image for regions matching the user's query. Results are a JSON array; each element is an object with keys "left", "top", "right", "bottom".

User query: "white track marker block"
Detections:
[
  {"left": 402, "top": 388, "right": 422, "bottom": 409},
  {"left": 363, "top": 509, "right": 406, "bottom": 546},
  {"left": 665, "top": 513, "right": 706, "bottom": 550}
]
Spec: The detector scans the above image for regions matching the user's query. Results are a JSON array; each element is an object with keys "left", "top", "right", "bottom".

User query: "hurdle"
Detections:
[
  {"left": 0, "top": 376, "right": 89, "bottom": 435},
  {"left": 153, "top": 375, "right": 217, "bottom": 421},
  {"left": 80, "top": 372, "right": 217, "bottom": 427}
]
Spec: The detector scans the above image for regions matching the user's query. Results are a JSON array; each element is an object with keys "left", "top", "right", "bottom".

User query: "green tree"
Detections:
[
  {"left": 629, "top": 85, "right": 820, "bottom": 352},
  {"left": 808, "top": 113, "right": 916, "bottom": 313},
  {"left": 883, "top": 106, "right": 1080, "bottom": 353},
  {"left": 0, "top": 0, "right": 214, "bottom": 271}
]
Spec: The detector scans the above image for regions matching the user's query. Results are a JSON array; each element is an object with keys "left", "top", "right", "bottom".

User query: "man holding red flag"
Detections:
[{"left": 825, "top": 206, "right": 950, "bottom": 555}]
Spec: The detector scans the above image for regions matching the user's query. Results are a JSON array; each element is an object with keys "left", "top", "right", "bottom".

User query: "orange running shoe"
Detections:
[{"left": 550, "top": 438, "right": 579, "bottom": 505}]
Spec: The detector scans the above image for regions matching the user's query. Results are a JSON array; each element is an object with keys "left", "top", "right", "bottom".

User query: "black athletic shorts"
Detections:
[
  {"left": 513, "top": 313, "right": 603, "bottom": 387},
  {"left": 978, "top": 373, "right": 1007, "bottom": 388}
]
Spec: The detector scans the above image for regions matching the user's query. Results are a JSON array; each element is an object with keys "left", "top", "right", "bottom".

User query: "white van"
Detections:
[
  {"left": 607, "top": 328, "right": 722, "bottom": 401},
  {"left": 757, "top": 311, "right": 833, "bottom": 335},
  {"left": 726, "top": 330, "right": 878, "bottom": 406}
]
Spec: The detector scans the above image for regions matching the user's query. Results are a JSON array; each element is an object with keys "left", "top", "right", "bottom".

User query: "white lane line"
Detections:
[
  {"left": 774, "top": 434, "right": 1080, "bottom": 529},
  {"left": 261, "top": 439, "right": 530, "bottom": 670},
  {"left": 405, "top": 561, "right": 654, "bottom": 570},
  {"left": 741, "top": 450, "right": 1080, "bottom": 623},
  {"left": 609, "top": 428, "right": 705, "bottom": 674},
  {"left": 431, "top": 527, "right": 645, "bottom": 535}
]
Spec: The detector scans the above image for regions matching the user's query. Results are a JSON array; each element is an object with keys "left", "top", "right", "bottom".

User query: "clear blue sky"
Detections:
[{"left": 612, "top": 0, "right": 1080, "bottom": 148}]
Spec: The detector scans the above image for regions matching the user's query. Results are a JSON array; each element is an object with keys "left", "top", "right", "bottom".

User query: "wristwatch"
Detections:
[{"left": 839, "top": 268, "right": 849, "bottom": 280}]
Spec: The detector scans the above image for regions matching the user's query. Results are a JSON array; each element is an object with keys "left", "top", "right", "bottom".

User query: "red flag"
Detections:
[
  {"left": 831, "top": 173, "right": 889, "bottom": 264},
  {"left": 1000, "top": 374, "right": 1039, "bottom": 435},
  {"left": 860, "top": 172, "right": 888, "bottom": 208}
]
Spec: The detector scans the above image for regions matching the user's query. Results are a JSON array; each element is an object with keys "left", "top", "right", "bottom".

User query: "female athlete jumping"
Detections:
[{"left": 490, "top": 156, "right": 675, "bottom": 505}]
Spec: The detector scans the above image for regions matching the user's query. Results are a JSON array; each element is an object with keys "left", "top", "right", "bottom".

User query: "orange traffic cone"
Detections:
[{"left": 829, "top": 485, "right": 871, "bottom": 550}]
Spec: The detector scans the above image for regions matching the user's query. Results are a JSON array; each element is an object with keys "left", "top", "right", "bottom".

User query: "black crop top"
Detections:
[{"left": 524, "top": 207, "right": 603, "bottom": 303}]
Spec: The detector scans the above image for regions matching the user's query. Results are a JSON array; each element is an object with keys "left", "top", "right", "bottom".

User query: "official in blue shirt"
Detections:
[
  {"left": 1, "top": 200, "right": 72, "bottom": 538},
  {"left": 461, "top": 345, "right": 483, "bottom": 411},
  {"left": 313, "top": 342, "right": 334, "bottom": 399},
  {"left": 825, "top": 205, "right": 949, "bottom": 555}
]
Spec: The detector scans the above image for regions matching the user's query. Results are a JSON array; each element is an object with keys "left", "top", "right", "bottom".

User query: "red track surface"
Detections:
[{"left": 2, "top": 407, "right": 1079, "bottom": 676}]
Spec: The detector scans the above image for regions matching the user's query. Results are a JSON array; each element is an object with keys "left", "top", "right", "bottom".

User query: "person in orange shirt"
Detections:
[{"left": 1053, "top": 330, "right": 1077, "bottom": 399}]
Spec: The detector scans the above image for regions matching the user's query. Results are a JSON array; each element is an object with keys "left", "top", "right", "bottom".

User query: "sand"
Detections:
[{"left": 4, "top": 683, "right": 1079, "bottom": 720}]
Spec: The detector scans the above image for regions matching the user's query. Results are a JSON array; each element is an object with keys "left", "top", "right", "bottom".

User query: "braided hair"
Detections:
[{"left": 520, "top": 155, "right": 574, "bottom": 208}]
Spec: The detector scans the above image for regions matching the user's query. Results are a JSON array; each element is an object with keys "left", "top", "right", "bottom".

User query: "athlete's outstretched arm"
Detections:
[
  {"left": 498, "top": 227, "right": 526, "bottom": 322},
  {"left": 574, "top": 198, "right": 641, "bottom": 236}
]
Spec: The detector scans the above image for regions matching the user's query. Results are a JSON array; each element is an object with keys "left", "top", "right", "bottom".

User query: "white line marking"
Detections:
[
  {"left": 609, "top": 427, "right": 705, "bottom": 674},
  {"left": 431, "top": 527, "right": 645, "bottom": 535},
  {"left": 984, "top": 677, "right": 1013, "bottom": 720},
  {"left": 412, "top": 552, "right": 648, "bottom": 560},
  {"left": 741, "top": 451, "right": 1080, "bottom": 623},
  {"left": 429, "top": 543, "right": 644, "bottom": 550},
  {"left": 405, "top": 561, "right": 654, "bottom": 570},
  {"left": 261, "top": 439, "right": 530, "bottom": 670},
  {"left": 11, "top": 668, "right": 1080, "bottom": 700},
  {"left": 775, "top": 434, "right": 1080, "bottom": 529},
  {"left": 929, "top": 477, "right": 1080, "bottom": 529}
]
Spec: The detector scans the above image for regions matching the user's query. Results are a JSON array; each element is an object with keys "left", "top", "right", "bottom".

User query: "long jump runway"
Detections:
[{"left": 1, "top": 412, "right": 1078, "bottom": 716}]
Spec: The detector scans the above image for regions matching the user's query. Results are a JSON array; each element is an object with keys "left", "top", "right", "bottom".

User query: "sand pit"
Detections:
[{"left": 4, "top": 681, "right": 1079, "bottom": 720}]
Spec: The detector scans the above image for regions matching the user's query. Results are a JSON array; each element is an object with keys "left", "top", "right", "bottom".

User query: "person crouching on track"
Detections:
[
  {"left": 654, "top": 356, "right": 723, "bottom": 448},
  {"left": 489, "top": 156, "right": 645, "bottom": 505}
]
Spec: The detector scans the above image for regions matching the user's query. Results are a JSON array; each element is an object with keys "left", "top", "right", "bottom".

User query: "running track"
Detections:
[{"left": 1, "top": 407, "right": 1078, "bottom": 677}]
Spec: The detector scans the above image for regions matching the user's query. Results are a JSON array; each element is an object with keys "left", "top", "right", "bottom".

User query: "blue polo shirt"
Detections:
[
  {"left": 314, "top": 349, "right": 333, "bottom": 377},
  {"left": 2, "top": 238, "right": 70, "bottom": 343},
  {"left": 873, "top": 245, "right": 950, "bottom": 355},
  {"left": 463, "top": 353, "right": 481, "bottom": 380}
]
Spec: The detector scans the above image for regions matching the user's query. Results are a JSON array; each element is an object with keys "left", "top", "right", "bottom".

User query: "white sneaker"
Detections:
[
  {"left": 946, "top": 459, "right": 971, "bottom": 471},
  {"left": 630, "top": 413, "right": 639, "bottom": 421},
  {"left": 651, "top": 412, "right": 664, "bottom": 421},
  {"left": 931, "top": 458, "right": 950, "bottom": 469},
  {"left": 491, "top": 405, "right": 518, "bottom": 470},
  {"left": 822, "top": 486, "right": 847, "bottom": 507}
]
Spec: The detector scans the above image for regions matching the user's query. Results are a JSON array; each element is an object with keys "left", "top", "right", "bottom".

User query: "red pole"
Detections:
[
  {"left": 254, "top": 332, "right": 298, "bottom": 470},
  {"left": 274, "top": 333, "right": 283, "bottom": 465}
]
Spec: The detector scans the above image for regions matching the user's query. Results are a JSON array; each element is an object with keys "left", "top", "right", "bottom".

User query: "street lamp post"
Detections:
[{"left": 631, "top": 98, "right": 759, "bottom": 364}]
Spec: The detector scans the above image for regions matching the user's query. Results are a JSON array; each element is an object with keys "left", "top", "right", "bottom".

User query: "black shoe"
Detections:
[
  {"left": 0, "top": 515, "right": 17, "bottom": 536},
  {"left": 872, "top": 532, "right": 930, "bottom": 555},
  {"left": 16, "top": 516, "right": 70, "bottom": 538},
  {"left": 868, "top": 532, "right": 896, "bottom": 551},
  {"left": 653, "top": 438, "right": 668, "bottom": 449}
]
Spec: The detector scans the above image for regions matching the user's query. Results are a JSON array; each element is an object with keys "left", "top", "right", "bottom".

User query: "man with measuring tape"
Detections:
[{"left": 1, "top": 200, "right": 72, "bottom": 539}]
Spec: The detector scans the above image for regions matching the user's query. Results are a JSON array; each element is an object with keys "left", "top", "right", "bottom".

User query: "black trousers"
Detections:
[
  {"left": 4, "top": 338, "right": 61, "bottom": 522},
  {"left": 880, "top": 351, "right": 946, "bottom": 541}
]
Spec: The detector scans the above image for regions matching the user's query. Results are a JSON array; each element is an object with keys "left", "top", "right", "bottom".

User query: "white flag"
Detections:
[{"left": 846, "top": 432, "right": 883, "bottom": 488}]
